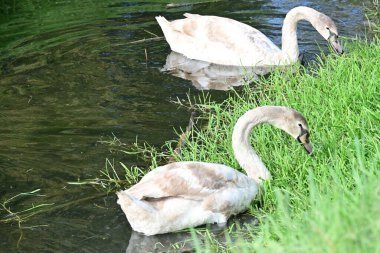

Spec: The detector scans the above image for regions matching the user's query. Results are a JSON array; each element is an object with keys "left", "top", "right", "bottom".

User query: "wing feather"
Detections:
[
  {"left": 126, "top": 162, "right": 245, "bottom": 201},
  {"left": 168, "top": 15, "right": 278, "bottom": 55}
]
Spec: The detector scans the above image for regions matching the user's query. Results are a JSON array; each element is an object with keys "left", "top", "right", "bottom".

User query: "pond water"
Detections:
[{"left": 0, "top": 0, "right": 367, "bottom": 252}]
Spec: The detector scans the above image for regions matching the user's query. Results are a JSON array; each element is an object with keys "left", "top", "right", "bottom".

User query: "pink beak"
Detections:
[{"left": 330, "top": 39, "right": 344, "bottom": 54}]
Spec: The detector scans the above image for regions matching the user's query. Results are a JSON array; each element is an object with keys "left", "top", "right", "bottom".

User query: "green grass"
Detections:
[
  {"left": 365, "top": 0, "right": 380, "bottom": 34},
  {"left": 96, "top": 36, "right": 379, "bottom": 252},
  {"left": 105, "top": 36, "right": 379, "bottom": 252},
  {"left": 167, "top": 37, "right": 379, "bottom": 252}
]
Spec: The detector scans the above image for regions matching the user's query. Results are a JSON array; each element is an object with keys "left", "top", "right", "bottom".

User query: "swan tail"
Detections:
[
  {"left": 117, "top": 191, "right": 156, "bottom": 212},
  {"left": 155, "top": 16, "right": 170, "bottom": 28},
  {"left": 116, "top": 191, "right": 157, "bottom": 220},
  {"left": 155, "top": 16, "right": 173, "bottom": 39},
  {"left": 117, "top": 191, "right": 161, "bottom": 235}
]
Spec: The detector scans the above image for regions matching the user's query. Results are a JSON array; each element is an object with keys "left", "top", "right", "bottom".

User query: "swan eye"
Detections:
[{"left": 326, "top": 27, "right": 330, "bottom": 30}]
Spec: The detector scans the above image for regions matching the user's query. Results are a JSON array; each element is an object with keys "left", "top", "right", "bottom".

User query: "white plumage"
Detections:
[{"left": 156, "top": 6, "right": 343, "bottom": 66}]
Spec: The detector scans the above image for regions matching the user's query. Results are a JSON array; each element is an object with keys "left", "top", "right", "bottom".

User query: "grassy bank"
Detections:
[
  {"left": 168, "top": 37, "right": 379, "bottom": 252},
  {"left": 105, "top": 36, "right": 379, "bottom": 252}
]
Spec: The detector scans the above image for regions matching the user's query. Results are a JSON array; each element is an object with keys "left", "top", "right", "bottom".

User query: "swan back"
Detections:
[
  {"left": 117, "top": 161, "right": 258, "bottom": 235},
  {"left": 156, "top": 14, "right": 281, "bottom": 66}
]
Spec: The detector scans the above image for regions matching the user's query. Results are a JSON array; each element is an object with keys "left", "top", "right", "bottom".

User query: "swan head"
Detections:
[
  {"left": 271, "top": 107, "right": 313, "bottom": 155},
  {"left": 313, "top": 14, "right": 343, "bottom": 54}
]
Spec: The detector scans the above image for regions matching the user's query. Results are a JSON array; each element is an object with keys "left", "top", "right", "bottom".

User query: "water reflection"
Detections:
[
  {"left": 161, "top": 52, "right": 277, "bottom": 90},
  {"left": 126, "top": 230, "right": 194, "bottom": 253},
  {"left": 125, "top": 213, "right": 258, "bottom": 253}
]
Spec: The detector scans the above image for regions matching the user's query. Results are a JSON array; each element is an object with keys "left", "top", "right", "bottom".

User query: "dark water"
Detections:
[{"left": 0, "top": 0, "right": 367, "bottom": 252}]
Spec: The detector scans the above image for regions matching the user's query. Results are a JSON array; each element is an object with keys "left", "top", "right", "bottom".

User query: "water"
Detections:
[{"left": 0, "top": 0, "right": 367, "bottom": 251}]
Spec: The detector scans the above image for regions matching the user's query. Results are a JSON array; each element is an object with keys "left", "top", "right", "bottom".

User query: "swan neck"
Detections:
[
  {"left": 232, "top": 107, "right": 274, "bottom": 185},
  {"left": 281, "top": 6, "right": 319, "bottom": 63}
]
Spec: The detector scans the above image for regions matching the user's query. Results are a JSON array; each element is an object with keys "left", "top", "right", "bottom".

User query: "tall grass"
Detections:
[
  {"left": 365, "top": 0, "right": 380, "bottom": 34},
  {"left": 166, "top": 37, "right": 379, "bottom": 252},
  {"left": 100, "top": 36, "right": 379, "bottom": 252}
]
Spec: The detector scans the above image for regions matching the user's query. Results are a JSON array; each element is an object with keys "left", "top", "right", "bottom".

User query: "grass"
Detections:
[
  {"left": 176, "top": 37, "right": 379, "bottom": 252},
  {"left": 100, "top": 35, "right": 379, "bottom": 252},
  {"left": 365, "top": 0, "right": 380, "bottom": 34}
]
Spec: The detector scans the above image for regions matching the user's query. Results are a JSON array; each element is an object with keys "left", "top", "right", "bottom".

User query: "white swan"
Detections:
[
  {"left": 117, "top": 106, "right": 313, "bottom": 235},
  {"left": 155, "top": 6, "right": 343, "bottom": 66}
]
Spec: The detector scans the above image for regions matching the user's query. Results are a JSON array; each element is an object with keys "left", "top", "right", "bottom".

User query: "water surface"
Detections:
[{"left": 0, "top": 0, "right": 367, "bottom": 251}]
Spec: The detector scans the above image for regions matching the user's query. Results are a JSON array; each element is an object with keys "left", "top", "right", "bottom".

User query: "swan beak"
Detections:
[
  {"left": 329, "top": 39, "right": 344, "bottom": 54},
  {"left": 297, "top": 132, "right": 313, "bottom": 155},
  {"left": 302, "top": 142, "right": 313, "bottom": 155}
]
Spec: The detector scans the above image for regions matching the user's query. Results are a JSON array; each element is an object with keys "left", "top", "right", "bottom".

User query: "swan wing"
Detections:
[
  {"left": 156, "top": 14, "right": 281, "bottom": 66},
  {"left": 126, "top": 161, "right": 250, "bottom": 201},
  {"left": 171, "top": 14, "right": 269, "bottom": 46}
]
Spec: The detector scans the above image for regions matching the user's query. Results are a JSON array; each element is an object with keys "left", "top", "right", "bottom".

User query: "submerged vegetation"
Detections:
[
  {"left": 0, "top": 189, "right": 53, "bottom": 225},
  {"left": 98, "top": 35, "right": 379, "bottom": 252},
  {"left": 0, "top": 189, "right": 54, "bottom": 247}
]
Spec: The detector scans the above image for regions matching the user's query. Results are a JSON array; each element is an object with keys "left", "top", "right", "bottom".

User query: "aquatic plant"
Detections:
[{"left": 0, "top": 189, "right": 54, "bottom": 247}]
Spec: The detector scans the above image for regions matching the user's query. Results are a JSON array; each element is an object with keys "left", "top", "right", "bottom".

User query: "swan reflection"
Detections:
[
  {"left": 125, "top": 213, "right": 258, "bottom": 253},
  {"left": 161, "top": 52, "right": 274, "bottom": 90}
]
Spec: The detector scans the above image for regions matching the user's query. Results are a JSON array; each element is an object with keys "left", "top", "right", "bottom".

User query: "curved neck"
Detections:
[
  {"left": 232, "top": 106, "right": 288, "bottom": 185},
  {"left": 281, "top": 6, "right": 321, "bottom": 63}
]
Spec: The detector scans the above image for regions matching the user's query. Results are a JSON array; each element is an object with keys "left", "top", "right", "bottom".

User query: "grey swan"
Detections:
[{"left": 117, "top": 106, "right": 313, "bottom": 235}]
